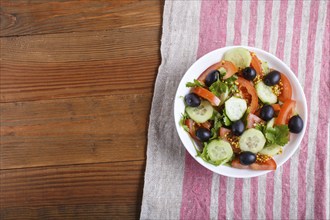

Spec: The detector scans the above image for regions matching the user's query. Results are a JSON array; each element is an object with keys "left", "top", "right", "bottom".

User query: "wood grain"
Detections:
[
  {"left": 0, "top": 28, "right": 160, "bottom": 103},
  {"left": 0, "top": 0, "right": 163, "bottom": 218},
  {"left": 0, "top": 94, "right": 152, "bottom": 169},
  {"left": 0, "top": 160, "right": 145, "bottom": 219},
  {"left": 0, "top": 0, "right": 161, "bottom": 37}
]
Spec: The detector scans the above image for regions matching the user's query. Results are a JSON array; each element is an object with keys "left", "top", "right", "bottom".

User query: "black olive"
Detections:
[
  {"left": 231, "top": 120, "right": 245, "bottom": 136},
  {"left": 288, "top": 115, "right": 304, "bottom": 133},
  {"left": 263, "top": 70, "right": 281, "bottom": 86},
  {"left": 259, "top": 105, "right": 275, "bottom": 121},
  {"left": 184, "top": 93, "right": 201, "bottom": 107},
  {"left": 242, "top": 67, "right": 257, "bottom": 81},
  {"left": 205, "top": 70, "right": 219, "bottom": 87},
  {"left": 239, "top": 151, "right": 257, "bottom": 165},
  {"left": 195, "top": 127, "right": 211, "bottom": 142}
]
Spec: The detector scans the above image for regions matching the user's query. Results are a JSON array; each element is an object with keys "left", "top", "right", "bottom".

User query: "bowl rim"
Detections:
[{"left": 173, "top": 45, "right": 308, "bottom": 178}]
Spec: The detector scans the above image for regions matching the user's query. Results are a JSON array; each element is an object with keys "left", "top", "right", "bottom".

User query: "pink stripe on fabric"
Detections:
[
  {"left": 233, "top": 179, "right": 243, "bottom": 220},
  {"left": 314, "top": 2, "right": 330, "bottom": 219},
  {"left": 197, "top": 0, "right": 228, "bottom": 58},
  {"left": 275, "top": 0, "right": 288, "bottom": 60},
  {"left": 180, "top": 154, "right": 213, "bottom": 220},
  {"left": 250, "top": 177, "right": 258, "bottom": 220},
  {"left": 290, "top": 0, "right": 304, "bottom": 75},
  {"left": 180, "top": 1, "right": 229, "bottom": 219},
  {"left": 297, "top": 1, "right": 320, "bottom": 219},
  {"left": 233, "top": 0, "right": 243, "bottom": 45},
  {"left": 265, "top": 172, "right": 275, "bottom": 219},
  {"left": 218, "top": 176, "right": 227, "bottom": 219},
  {"left": 248, "top": 0, "right": 258, "bottom": 46},
  {"left": 262, "top": 0, "right": 273, "bottom": 51}
]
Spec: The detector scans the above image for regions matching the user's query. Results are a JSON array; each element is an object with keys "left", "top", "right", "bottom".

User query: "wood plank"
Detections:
[
  {"left": 0, "top": 93, "right": 152, "bottom": 169},
  {"left": 0, "top": 0, "right": 162, "bottom": 37},
  {"left": 0, "top": 27, "right": 160, "bottom": 103},
  {"left": 0, "top": 160, "right": 145, "bottom": 219}
]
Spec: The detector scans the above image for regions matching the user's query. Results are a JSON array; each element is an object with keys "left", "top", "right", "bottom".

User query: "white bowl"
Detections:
[{"left": 174, "top": 46, "right": 308, "bottom": 178}]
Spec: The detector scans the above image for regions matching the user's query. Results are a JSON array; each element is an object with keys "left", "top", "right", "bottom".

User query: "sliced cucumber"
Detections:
[
  {"left": 256, "top": 81, "right": 277, "bottom": 104},
  {"left": 186, "top": 100, "right": 213, "bottom": 123},
  {"left": 207, "top": 139, "right": 233, "bottom": 164},
  {"left": 223, "top": 47, "right": 252, "bottom": 69},
  {"left": 225, "top": 97, "right": 247, "bottom": 121},
  {"left": 266, "top": 118, "right": 275, "bottom": 129},
  {"left": 261, "top": 61, "right": 270, "bottom": 74},
  {"left": 239, "top": 128, "right": 266, "bottom": 153},
  {"left": 259, "top": 144, "right": 282, "bottom": 156}
]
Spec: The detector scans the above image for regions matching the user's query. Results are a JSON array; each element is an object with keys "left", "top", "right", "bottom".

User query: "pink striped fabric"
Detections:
[{"left": 179, "top": 0, "right": 329, "bottom": 219}]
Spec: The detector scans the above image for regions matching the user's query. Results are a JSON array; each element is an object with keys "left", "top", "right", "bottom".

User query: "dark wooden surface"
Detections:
[{"left": 0, "top": 0, "right": 163, "bottom": 219}]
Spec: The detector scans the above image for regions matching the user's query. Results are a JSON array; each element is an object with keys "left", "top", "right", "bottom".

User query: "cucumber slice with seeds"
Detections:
[
  {"left": 186, "top": 100, "right": 213, "bottom": 123},
  {"left": 259, "top": 144, "right": 282, "bottom": 156},
  {"left": 256, "top": 81, "right": 277, "bottom": 104},
  {"left": 223, "top": 48, "right": 252, "bottom": 69},
  {"left": 207, "top": 139, "right": 233, "bottom": 164},
  {"left": 225, "top": 97, "right": 247, "bottom": 121},
  {"left": 239, "top": 128, "right": 266, "bottom": 153}
]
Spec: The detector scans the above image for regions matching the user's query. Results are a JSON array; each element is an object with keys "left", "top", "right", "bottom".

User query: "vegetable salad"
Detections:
[{"left": 180, "top": 47, "right": 304, "bottom": 170}]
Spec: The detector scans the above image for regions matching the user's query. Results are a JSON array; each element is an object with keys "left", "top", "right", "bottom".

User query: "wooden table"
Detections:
[{"left": 0, "top": 1, "right": 163, "bottom": 219}]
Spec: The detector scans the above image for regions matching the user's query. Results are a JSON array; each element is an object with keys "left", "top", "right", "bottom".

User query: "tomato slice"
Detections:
[
  {"left": 197, "top": 60, "right": 238, "bottom": 82},
  {"left": 278, "top": 73, "right": 292, "bottom": 102},
  {"left": 246, "top": 113, "right": 264, "bottom": 128},
  {"left": 271, "top": 104, "right": 281, "bottom": 112},
  {"left": 231, "top": 158, "right": 277, "bottom": 170},
  {"left": 201, "top": 121, "right": 212, "bottom": 130},
  {"left": 219, "top": 127, "right": 231, "bottom": 139},
  {"left": 275, "top": 99, "right": 296, "bottom": 125},
  {"left": 192, "top": 87, "right": 221, "bottom": 106},
  {"left": 237, "top": 77, "right": 259, "bottom": 113},
  {"left": 250, "top": 52, "right": 263, "bottom": 75},
  {"left": 185, "top": 119, "right": 198, "bottom": 140}
]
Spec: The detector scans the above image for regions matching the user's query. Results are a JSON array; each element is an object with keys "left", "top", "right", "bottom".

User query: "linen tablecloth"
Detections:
[{"left": 141, "top": 1, "right": 329, "bottom": 219}]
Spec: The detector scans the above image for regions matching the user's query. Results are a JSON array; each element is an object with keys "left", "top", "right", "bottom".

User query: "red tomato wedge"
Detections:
[
  {"left": 271, "top": 104, "right": 281, "bottom": 112},
  {"left": 219, "top": 127, "right": 231, "bottom": 139},
  {"left": 250, "top": 52, "right": 263, "bottom": 75},
  {"left": 237, "top": 77, "right": 259, "bottom": 113},
  {"left": 275, "top": 99, "right": 296, "bottom": 125},
  {"left": 231, "top": 158, "right": 277, "bottom": 170},
  {"left": 200, "top": 121, "right": 212, "bottom": 130},
  {"left": 192, "top": 87, "right": 221, "bottom": 106},
  {"left": 278, "top": 73, "right": 292, "bottom": 102},
  {"left": 185, "top": 119, "right": 198, "bottom": 140},
  {"left": 246, "top": 113, "right": 264, "bottom": 128},
  {"left": 197, "top": 60, "right": 238, "bottom": 82}
]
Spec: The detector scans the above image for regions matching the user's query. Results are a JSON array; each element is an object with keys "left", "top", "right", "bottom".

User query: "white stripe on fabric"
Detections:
[
  {"left": 242, "top": 178, "right": 251, "bottom": 219},
  {"left": 283, "top": 0, "right": 295, "bottom": 67},
  {"left": 305, "top": 1, "right": 328, "bottom": 218},
  {"left": 297, "top": 0, "right": 311, "bottom": 89},
  {"left": 225, "top": 177, "right": 235, "bottom": 220},
  {"left": 240, "top": 0, "right": 250, "bottom": 46},
  {"left": 225, "top": 0, "right": 236, "bottom": 46},
  {"left": 255, "top": 0, "right": 265, "bottom": 49},
  {"left": 257, "top": 175, "right": 267, "bottom": 219},
  {"left": 289, "top": 2, "right": 311, "bottom": 219},
  {"left": 209, "top": 174, "right": 220, "bottom": 220},
  {"left": 268, "top": 0, "right": 280, "bottom": 55},
  {"left": 139, "top": 1, "right": 202, "bottom": 219},
  {"left": 267, "top": 1, "right": 282, "bottom": 218}
]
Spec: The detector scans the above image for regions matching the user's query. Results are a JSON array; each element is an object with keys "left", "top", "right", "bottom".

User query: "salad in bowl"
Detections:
[{"left": 174, "top": 46, "right": 307, "bottom": 177}]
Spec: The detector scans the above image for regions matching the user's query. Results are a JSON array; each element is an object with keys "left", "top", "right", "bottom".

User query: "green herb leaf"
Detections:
[
  {"left": 186, "top": 79, "right": 205, "bottom": 88},
  {"left": 264, "top": 125, "right": 290, "bottom": 146},
  {"left": 222, "top": 111, "right": 231, "bottom": 126},
  {"left": 209, "top": 80, "right": 228, "bottom": 97},
  {"left": 179, "top": 112, "right": 190, "bottom": 132},
  {"left": 210, "top": 112, "right": 222, "bottom": 140}
]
